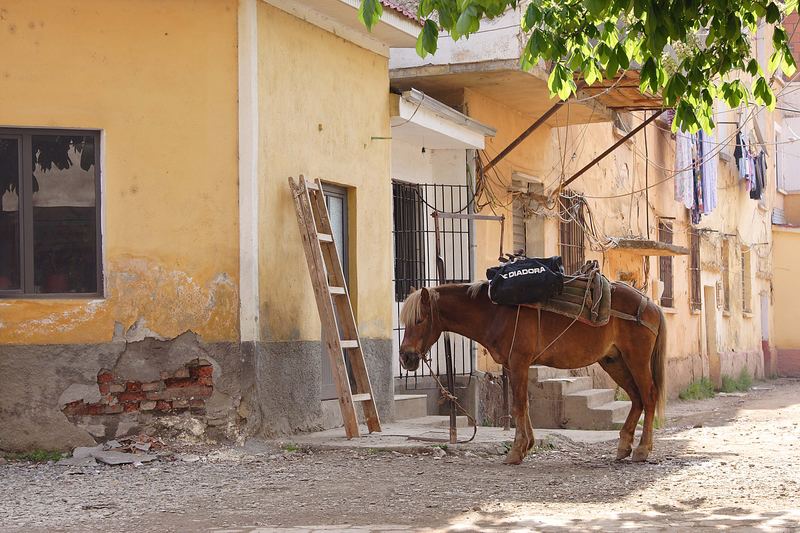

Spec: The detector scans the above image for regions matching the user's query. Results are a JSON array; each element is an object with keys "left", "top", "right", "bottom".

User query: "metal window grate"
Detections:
[
  {"left": 559, "top": 193, "right": 585, "bottom": 274},
  {"left": 721, "top": 237, "right": 731, "bottom": 311},
  {"left": 392, "top": 181, "right": 474, "bottom": 381},
  {"left": 741, "top": 246, "right": 752, "bottom": 313},
  {"left": 689, "top": 228, "right": 702, "bottom": 311},
  {"left": 658, "top": 220, "right": 674, "bottom": 308}
]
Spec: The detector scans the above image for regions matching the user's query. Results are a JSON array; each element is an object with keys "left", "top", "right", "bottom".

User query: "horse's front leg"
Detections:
[{"left": 503, "top": 353, "right": 533, "bottom": 465}]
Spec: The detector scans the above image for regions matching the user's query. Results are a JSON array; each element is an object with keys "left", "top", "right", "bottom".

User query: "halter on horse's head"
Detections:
[{"left": 398, "top": 287, "right": 442, "bottom": 372}]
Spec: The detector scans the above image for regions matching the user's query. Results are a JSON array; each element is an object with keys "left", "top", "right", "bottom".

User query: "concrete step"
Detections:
[
  {"left": 563, "top": 399, "right": 632, "bottom": 430},
  {"left": 564, "top": 388, "right": 616, "bottom": 410},
  {"left": 394, "top": 394, "right": 428, "bottom": 420},
  {"left": 530, "top": 376, "right": 594, "bottom": 399},
  {"left": 528, "top": 365, "right": 570, "bottom": 382}
]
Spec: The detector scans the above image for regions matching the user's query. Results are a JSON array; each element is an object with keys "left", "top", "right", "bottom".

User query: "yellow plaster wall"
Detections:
[
  {"left": 772, "top": 227, "right": 800, "bottom": 348},
  {"left": 258, "top": 4, "right": 393, "bottom": 341},
  {"left": 0, "top": 0, "right": 240, "bottom": 344}
]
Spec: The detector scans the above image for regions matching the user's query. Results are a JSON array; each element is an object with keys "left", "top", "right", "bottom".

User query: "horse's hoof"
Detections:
[
  {"left": 631, "top": 448, "right": 650, "bottom": 462},
  {"left": 503, "top": 452, "right": 524, "bottom": 465},
  {"left": 616, "top": 447, "right": 632, "bottom": 461}
]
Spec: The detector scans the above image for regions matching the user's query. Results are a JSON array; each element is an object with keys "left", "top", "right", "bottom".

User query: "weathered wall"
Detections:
[
  {"left": 255, "top": 4, "right": 395, "bottom": 432},
  {"left": 0, "top": 0, "right": 240, "bottom": 344},
  {"left": 462, "top": 87, "right": 772, "bottom": 395},
  {"left": 0, "top": 0, "right": 241, "bottom": 450},
  {"left": 772, "top": 226, "right": 800, "bottom": 376}
]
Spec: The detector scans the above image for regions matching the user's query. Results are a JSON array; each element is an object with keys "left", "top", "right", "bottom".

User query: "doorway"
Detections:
[
  {"left": 320, "top": 183, "right": 349, "bottom": 400},
  {"left": 704, "top": 285, "right": 721, "bottom": 388}
]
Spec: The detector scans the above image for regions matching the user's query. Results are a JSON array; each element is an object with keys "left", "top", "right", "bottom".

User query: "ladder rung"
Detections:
[
  {"left": 318, "top": 233, "right": 334, "bottom": 242},
  {"left": 340, "top": 340, "right": 358, "bottom": 349},
  {"left": 329, "top": 286, "right": 346, "bottom": 295},
  {"left": 351, "top": 393, "right": 371, "bottom": 402}
]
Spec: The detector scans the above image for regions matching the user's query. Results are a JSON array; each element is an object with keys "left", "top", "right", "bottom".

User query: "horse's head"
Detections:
[{"left": 398, "top": 287, "right": 441, "bottom": 372}]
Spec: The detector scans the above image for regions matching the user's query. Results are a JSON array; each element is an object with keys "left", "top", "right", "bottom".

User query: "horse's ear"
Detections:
[{"left": 420, "top": 287, "right": 430, "bottom": 306}]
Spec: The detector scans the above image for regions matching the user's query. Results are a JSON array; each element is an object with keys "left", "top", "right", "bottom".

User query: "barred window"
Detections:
[
  {"left": 741, "top": 246, "right": 752, "bottom": 313},
  {"left": 721, "top": 237, "right": 731, "bottom": 312},
  {"left": 392, "top": 181, "right": 425, "bottom": 302},
  {"left": 658, "top": 220, "right": 674, "bottom": 308},
  {"left": 689, "top": 228, "right": 702, "bottom": 311},
  {"left": 559, "top": 192, "right": 585, "bottom": 274}
]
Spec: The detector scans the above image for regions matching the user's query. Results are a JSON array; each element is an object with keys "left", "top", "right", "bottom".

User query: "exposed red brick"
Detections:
[
  {"left": 197, "top": 366, "right": 213, "bottom": 378},
  {"left": 164, "top": 377, "right": 195, "bottom": 388},
  {"left": 125, "top": 381, "right": 142, "bottom": 392},
  {"left": 105, "top": 404, "right": 124, "bottom": 414},
  {"left": 86, "top": 403, "right": 105, "bottom": 415},
  {"left": 97, "top": 370, "right": 114, "bottom": 384},
  {"left": 99, "top": 383, "right": 110, "bottom": 395},
  {"left": 198, "top": 376, "right": 213, "bottom": 386},
  {"left": 122, "top": 402, "right": 139, "bottom": 413},
  {"left": 141, "top": 381, "right": 163, "bottom": 392},
  {"left": 62, "top": 400, "right": 85, "bottom": 415},
  {"left": 155, "top": 400, "right": 172, "bottom": 411},
  {"left": 146, "top": 385, "right": 213, "bottom": 401},
  {"left": 118, "top": 391, "right": 146, "bottom": 402}
]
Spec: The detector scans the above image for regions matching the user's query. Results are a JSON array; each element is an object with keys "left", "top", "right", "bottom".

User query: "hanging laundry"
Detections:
[
  {"left": 674, "top": 131, "right": 695, "bottom": 209},
  {"left": 750, "top": 150, "right": 767, "bottom": 200},
  {"left": 691, "top": 133, "right": 704, "bottom": 224},
  {"left": 701, "top": 130, "right": 718, "bottom": 214}
]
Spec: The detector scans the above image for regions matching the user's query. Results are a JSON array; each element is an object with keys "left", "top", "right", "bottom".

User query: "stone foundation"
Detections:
[{"left": 0, "top": 335, "right": 394, "bottom": 451}]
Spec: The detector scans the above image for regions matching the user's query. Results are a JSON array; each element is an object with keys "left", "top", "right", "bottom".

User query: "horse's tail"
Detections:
[{"left": 651, "top": 305, "right": 668, "bottom": 422}]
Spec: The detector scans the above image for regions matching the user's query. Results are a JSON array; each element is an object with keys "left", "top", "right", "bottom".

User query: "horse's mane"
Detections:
[
  {"left": 467, "top": 280, "right": 488, "bottom": 299},
  {"left": 400, "top": 288, "right": 438, "bottom": 327}
]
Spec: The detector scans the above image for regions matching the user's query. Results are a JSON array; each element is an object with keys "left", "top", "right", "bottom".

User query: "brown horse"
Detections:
[{"left": 399, "top": 280, "right": 667, "bottom": 465}]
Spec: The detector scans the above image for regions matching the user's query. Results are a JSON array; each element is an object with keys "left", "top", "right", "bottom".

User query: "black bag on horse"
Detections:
[{"left": 486, "top": 256, "right": 564, "bottom": 306}]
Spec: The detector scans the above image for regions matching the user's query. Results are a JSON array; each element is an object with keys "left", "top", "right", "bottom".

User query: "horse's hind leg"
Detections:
[
  {"left": 620, "top": 343, "right": 658, "bottom": 462},
  {"left": 598, "top": 350, "right": 642, "bottom": 461}
]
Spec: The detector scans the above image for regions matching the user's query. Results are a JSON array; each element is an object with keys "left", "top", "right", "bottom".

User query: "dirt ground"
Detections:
[{"left": 2, "top": 379, "right": 800, "bottom": 532}]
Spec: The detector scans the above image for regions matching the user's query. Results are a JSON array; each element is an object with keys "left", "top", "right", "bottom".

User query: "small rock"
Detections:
[
  {"left": 56, "top": 456, "right": 98, "bottom": 467},
  {"left": 104, "top": 440, "right": 122, "bottom": 449},
  {"left": 73, "top": 445, "right": 104, "bottom": 459},
  {"left": 180, "top": 454, "right": 201, "bottom": 463},
  {"left": 93, "top": 450, "right": 157, "bottom": 465},
  {"left": 432, "top": 447, "right": 446, "bottom": 458}
]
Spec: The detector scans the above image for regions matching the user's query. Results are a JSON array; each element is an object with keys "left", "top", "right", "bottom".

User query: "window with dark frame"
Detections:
[
  {"left": 0, "top": 129, "right": 101, "bottom": 296},
  {"left": 721, "top": 236, "right": 731, "bottom": 312},
  {"left": 658, "top": 219, "right": 674, "bottom": 308},
  {"left": 559, "top": 192, "right": 585, "bottom": 274},
  {"left": 392, "top": 181, "right": 425, "bottom": 302},
  {"left": 689, "top": 228, "right": 702, "bottom": 311},
  {"left": 741, "top": 246, "right": 752, "bottom": 313}
]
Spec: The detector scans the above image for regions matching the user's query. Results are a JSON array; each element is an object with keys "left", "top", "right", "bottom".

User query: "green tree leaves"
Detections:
[{"left": 360, "top": 0, "right": 798, "bottom": 132}]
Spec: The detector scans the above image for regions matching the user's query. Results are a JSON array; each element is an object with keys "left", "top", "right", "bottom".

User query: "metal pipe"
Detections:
[
  {"left": 562, "top": 109, "right": 666, "bottom": 189},
  {"left": 481, "top": 101, "right": 565, "bottom": 176}
]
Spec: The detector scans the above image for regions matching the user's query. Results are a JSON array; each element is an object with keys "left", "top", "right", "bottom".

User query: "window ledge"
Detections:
[
  {"left": 662, "top": 307, "right": 678, "bottom": 314},
  {"left": 722, "top": 310, "right": 731, "bottom": 317},
  {"left": 690, "top": 308, "right": 702, "bottom": 316}
]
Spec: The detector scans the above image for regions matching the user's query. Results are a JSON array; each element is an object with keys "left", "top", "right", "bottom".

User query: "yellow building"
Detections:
[
  {"left": 0, "top": 0, "right": 419, "bottom": 451},
  {"left": 390, "top": 8, "right": 781, "bottom": 405}
]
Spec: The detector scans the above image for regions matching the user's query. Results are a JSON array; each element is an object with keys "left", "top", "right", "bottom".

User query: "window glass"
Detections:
[
  {"left": 31, "top": 135, "right": 97, "bottom": 294},
  {"left": 0, "top": 138, "right": 21, "bottom": 290}
]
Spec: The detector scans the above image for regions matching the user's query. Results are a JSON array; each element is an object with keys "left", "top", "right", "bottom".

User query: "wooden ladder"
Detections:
[{"left": 288, "top": 175, "right": 381, "bottom": 438}]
